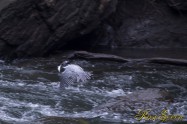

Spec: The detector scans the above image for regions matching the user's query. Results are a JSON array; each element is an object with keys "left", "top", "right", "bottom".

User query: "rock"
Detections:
[
  {"left": 34, "top": 117, "right": 89, "bottom": 124},
  {"left": 68, "top": 51, "right": 187, "bottom": 66},
  {"left": 67, "top": 51, "right": 130, "bottom": 62},
  {"left": 95, "top": 0, "right": 187, "bottom": 48},
  {"left": 93, "top": 88, "right": 172, "bottom": 114},
  {"left": 0, "top": 0, "right": 187, "bottom": 59},
  {"left": 0, "top": 0, "right": 117, "bottom": 58},
  {"left": 0, "top": 0, "right": 15, "bottom": 11},
  {"left": 167, "top": 0, "right": 187, "bottom": 12}
]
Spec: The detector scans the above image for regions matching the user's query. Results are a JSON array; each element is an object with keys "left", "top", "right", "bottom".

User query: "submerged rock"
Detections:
[
  {"left": 93, "top": 88, "right": 172, "bottom": 115},
  {"left": 34, "top": 117, "right": 89, "bottom": 124}
]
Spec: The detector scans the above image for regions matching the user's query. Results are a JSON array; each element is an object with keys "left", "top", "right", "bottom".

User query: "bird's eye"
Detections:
[{"left": 61, "top": 67, "right": 65, "bottom": 72}]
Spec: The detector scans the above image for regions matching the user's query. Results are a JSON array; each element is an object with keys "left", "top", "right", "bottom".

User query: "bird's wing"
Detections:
[
  {"left": 75, "top": 69, "right": 92, "bottom": 82},
  {"left": 60, "top": 68, "right": 76, "bottom": 87},
  {"left": 62, "top": 64, "right": 91, "bottom": 84}
]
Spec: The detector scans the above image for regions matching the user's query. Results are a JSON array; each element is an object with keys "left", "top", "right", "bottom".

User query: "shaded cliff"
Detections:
[
  {"left": 0, "top": 0, "right": 117, "bottom": 58},
  {"left": 93, "top": 0, "right": 187, "bottom": 48},
  {"left": 0, "top": 0, "right": 187, "bottom": 58},
  {"left": 0, "top": 0, "right": 15, "bottom": 11}
]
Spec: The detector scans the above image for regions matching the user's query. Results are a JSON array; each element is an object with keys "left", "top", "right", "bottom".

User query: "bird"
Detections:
[{"left": 57, "top": 61, "right": 92, "bottom": 88}]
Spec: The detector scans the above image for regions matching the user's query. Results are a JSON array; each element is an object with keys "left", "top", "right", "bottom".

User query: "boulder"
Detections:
[
  {"left": 0, "top": 0, "right": 187, "bottom": 58},
  {"left": 0, "top": 0, "right": 117, "bottom": 58},
  {"left": 93, "top": 88, "right": 172, "bottom": 115},
  {"left": 95, "top": 0, "right": 187, "bottom": 48}
]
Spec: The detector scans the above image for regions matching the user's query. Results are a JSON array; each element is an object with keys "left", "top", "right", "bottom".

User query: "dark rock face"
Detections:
[
  {"left": 167, "top": 0, "right": 187, "bottom": 12},
  {"left": 0, "top": 0, "right": 15, "bottom": 11},
  {"left": 0, "top": 0, "right": 117, "bottom": 58},
  {"left": 96, "top": 0, "right": 187, "bottom": 48},
  {"left": 0, "top": 0, "right": 187, "bottom": 58}
]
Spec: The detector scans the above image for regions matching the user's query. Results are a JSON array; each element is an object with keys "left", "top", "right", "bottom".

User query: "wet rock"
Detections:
[
  {"left": 68, "top": 51, "right": 187, "bottom": 66},
  {"left": 35, "top": 117, "right": 89, "bottom": 124},
  {"left": 93, "top": 88, "right": 172, "bottom": 114}
]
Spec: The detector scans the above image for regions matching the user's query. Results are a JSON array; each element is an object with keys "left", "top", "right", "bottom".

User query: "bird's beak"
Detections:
[{"left": 57, "top": 65, "right": 61, "bottom": 72}]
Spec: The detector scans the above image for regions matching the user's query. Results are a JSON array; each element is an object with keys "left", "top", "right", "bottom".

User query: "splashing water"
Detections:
[{"left": 0, "top": 54, "right": 187, "bottom": 124}]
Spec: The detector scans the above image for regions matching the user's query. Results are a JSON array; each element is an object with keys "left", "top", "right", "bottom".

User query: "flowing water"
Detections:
[{"left": 0, "top": 49, "right": 187, "bottom": 124}]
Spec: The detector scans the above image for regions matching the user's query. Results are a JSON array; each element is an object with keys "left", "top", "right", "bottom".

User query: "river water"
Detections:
[{"left": 0, "top": 49, "right": 187, "bottom": 124}]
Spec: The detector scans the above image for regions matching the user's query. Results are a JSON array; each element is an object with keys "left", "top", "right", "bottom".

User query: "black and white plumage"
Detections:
[{"left": 58, "top": 61, "right": 92, "bottom": 88}]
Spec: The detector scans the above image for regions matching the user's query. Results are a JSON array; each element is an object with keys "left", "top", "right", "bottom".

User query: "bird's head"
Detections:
[{"left": 57, "top": 61, "right": 70, "bottom": 72}]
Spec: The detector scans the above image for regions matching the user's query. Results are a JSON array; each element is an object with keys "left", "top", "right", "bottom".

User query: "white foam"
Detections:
[
  {"left": 0, "top": 60, "right": 5, "bottom": 63},
  {"left": 0, "top": 95, "right": 65, "bottom": 123},
  {"left": 105, "top": 89, "right": 126, "bottom": 97}
]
